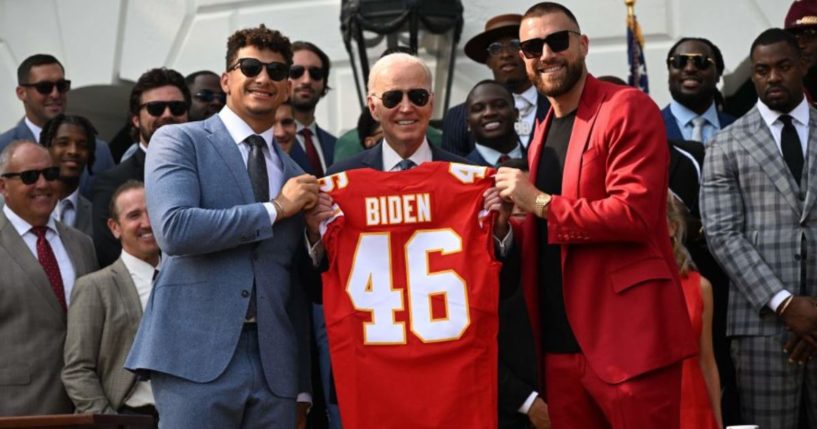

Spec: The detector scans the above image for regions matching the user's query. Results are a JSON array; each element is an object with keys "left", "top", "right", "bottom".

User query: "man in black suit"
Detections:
[
  {"left": 91, "top": 68, "right": 190, "bottom": 267},
  {"left": 464, "top": 80, "right": 525, "bottom": 168},
  {"left": 442, "top": 14, "right": 549, "bottom": 156}
]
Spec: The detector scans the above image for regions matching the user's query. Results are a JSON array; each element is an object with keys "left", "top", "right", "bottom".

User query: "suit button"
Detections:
[{"left": 241, "top": 290, "right": 250, "bottom": 298}]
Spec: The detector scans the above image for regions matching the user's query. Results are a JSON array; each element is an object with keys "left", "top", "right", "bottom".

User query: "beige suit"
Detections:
[
  {"left": 62, "top": 258, "right": 144, "bottom": 413},
  {"left": 0, "top": 210, "right": 98, "bottom": 416}
]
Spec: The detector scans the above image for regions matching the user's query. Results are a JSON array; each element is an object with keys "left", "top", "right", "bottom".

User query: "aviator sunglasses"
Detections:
[
  {"left": 373, "top": 89, "right": 431, "bottom": 109},
  {"left": 19, "top": 79, "right": 71, "bottom": 95},
  {"left": 487, "top": 39, "right": 521, "bottom": 57},
  {"left": 519, "top": 30, "right": 580, "bottom": 59},
  {"left": 194, "top": 89, "right": 226, "bottom": 104},
  {"left": 231, "top": 58, "right": 290, "bottom": 81},
  {"left": 140, "top": 101, "right": 188, "bottom": 117},
  {"left": 1, "top": 166, "right": 61, "bottom": 185},
  {"left": 289, "top": 65, "right": 325, "bottom": 81},
  {"left": 667, "top": 54, "right": 715, "bottom": 71}
]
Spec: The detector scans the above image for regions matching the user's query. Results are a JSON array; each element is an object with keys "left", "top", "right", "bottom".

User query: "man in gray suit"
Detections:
[
  {"left": 0, "top": 140, "right": 97, "bottom": 416},
  {"left": 125, "top": 25, "right": 318, "bottom": 429},
  {"left": 0, "top": 54, "right": 115, "bottom": 198},
  {"left": 701, "top": 29, "right": 817, "bottom": 429},
  {"left": 63, "top": 180, "right": 160, "bottom": 417}
]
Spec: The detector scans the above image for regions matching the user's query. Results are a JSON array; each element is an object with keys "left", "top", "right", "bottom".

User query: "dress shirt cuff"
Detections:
[
  {"left": 304, "top": 231, "right": 325, "bottom": 267},
  {"left": 769, "top": 289, "right": 793, "bottom": 312},
  {"left": 263, "top": 202, "right": 279, "bottom": 225},
  {"left": 493, "top": 227, "right": 513, "bottom": 258},
  {"left": 518, "top": 391, "right": 539, "bottom": 414},
  {"left": 296, "top": 392, "right": 312, "bottom": 404}
]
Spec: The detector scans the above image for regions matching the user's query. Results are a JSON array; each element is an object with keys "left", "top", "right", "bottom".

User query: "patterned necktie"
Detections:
[
  {"left": 246, "top": 135, "right": 269, "bottom": 202},
  {"left": 31, "top": 226, "right": 66, "bottom": 311},
  {"left": 299, "top": 128, "right": 325, "bottom": 176},
  {"left": 779, "top": 114, "right": 804, "bottom": 186},
  {"left": 690, "top": 116, "right": 707, "bottom": 143},
  {"left": 397, "top": 159, "right": 416, "bottom": 171}
]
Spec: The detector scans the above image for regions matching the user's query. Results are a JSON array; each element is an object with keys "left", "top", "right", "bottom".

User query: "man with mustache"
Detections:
[
  {"left": 0, "top": 54, "right": 115, "bottom": 199},
  {"left": 91, "top": 68, "right": 190, "bottom": 267},
  {"left": 701, "top": 28, "right": 817, "bottom": 429},
  {"left": 63, "top": 181, "right": 160, "bottom": 421},
  {"left": 494, "top": 3, "right": 696, "bottom": 427},
  {"left": 442, "top": 14, "right": 550, "bottom": 157}
]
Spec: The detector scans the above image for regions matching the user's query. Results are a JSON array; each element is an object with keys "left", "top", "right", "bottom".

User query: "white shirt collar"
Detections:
[
  {"left": 474, "top": 142, "right": 524, "bottom": 167},
  {"left": 24, "top": 117, "right": 43, "bottom": 142},
  {"left": 3, "top": 203, "right": 59, "bottom": 237},
  {"left": 53, "top": 189, "right": 80, "bottom": 222},
  {"left": 381, "top": 138, "right": 433, "bottom": 171},
  {"left": 295, "top": 119, "right": 318, "bottom": 136},
  {"left": 516, "top": 85, "right": 538, "bottom": 105},
  {"left": 120, "top": 249, "right": 160, "bottom": 277},
  {"left": 756, "top": 96, "right": 810, "bottom": 129},
  {"left": 218, "top": 106, "right": 274, "bottom": 146}
]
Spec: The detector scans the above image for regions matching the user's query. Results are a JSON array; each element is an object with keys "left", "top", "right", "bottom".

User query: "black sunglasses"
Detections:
[
  {"left": 231, "top": 58, "right": 290, "bottom": 81},
  {"left": 373, "top": 89, "right": 431, "bottom": 109},
  {"left": 519, "top": 30, "right": 580, "bottom": 59},
  {"left": 1, "top": 166, "right": 61, "bottom": 185},
  {"left": 19, "top": 79, "right": 71, "bottom": 95},
  {"left": 487, "top": 39, "right": 521, "bottom": 57},
  {"left": 792, "top": 27, "right": 817, "bottom": 42},
  {"left": 289, "top": 65, "right": 324, "bottom": 81},
  {"left": 140, "top": 101, "right": 188, "bottom": 117},
  {"left": 194, "top": 89, "right": 226, "bottom": 104},
  {"left": 667, "top": 54, "right": 715, "bottom": 71}
]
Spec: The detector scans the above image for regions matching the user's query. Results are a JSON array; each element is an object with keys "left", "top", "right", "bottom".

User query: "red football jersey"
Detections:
[{"left": 319, "top": 161, "right": 501, "bottom": 429}]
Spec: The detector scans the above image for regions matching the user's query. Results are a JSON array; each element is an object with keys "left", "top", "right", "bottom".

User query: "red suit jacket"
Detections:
[{"left": 516, "top": 75, "right": 697, "bottom": 386}]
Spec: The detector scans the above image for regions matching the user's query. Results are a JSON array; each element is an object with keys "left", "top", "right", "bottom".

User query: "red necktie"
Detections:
[
  {"left": 299, "top": 128, "right": 325, "bottom": 177},
  {"left": 497, "top": 154, "right": 511, "bottom": 166},
  {"left": 32, "top": 226, "right": 66, "bottom": 311}
]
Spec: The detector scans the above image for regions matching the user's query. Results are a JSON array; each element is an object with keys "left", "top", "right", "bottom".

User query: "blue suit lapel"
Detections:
[
  {"left": 315, "top": 125, "right": 335, "bottom": 166},
  {"left": 204, "top": 116, "right": 256, "bottom": 204},
  {"left": 661, "top": 106, "right": 684, "bottom": 141},
  {"left": 363, "top": 144, "right": 384, "bottom": 170}
]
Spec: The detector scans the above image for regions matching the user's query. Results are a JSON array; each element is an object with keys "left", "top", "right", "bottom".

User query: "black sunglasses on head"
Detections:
[
  {"left": 140, "top": 101, "right": 188, "bottom": 117},
  {"left": 20, "top": 79, "right": 71, "bottom": 95},
  {"left": 373, "top": 89, "right": 431, "bottom": 109},
  {"left": 231, "top": 58, "right": 290, "bottom": 81},
  {"left": 1, "top": 166, "right": 61, "bottom": 185},
  {"left": 289, "top": 65, "right": 324, "bottom": 81},
  {"left": 487, "top": 39, "right": 521, "bottom": 57},
  {"left": 667, "top": 54, "right": 715, "bottom": 71},
  {"left": 519, "top": 30, "right": 580, "bottom": 59},
  {"left": 194, "top": 89, "right": 226, "bottom": 104}
]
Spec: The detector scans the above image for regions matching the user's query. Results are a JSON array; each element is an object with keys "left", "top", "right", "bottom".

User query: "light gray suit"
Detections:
[
  {"left": 0, "top": 210, "right": 98, "bottom": 416},
  {"left": 125, "top": 114, "right": 311, "bottom": 426},
  {"left": 72, "top": 195, "right": 93, "bottom": 237},
  {"left": 63, "top": 258, "right": 143, "bottom": 413},
  {"left": 700, "top": 105, "right": 817, "bottom": 428}
]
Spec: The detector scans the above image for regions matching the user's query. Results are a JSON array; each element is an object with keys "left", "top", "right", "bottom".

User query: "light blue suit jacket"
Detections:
[
  {"left": 0, "top": 118, "right": 116, "bottom": 198},
  {"left": 125, "top": 115, "right": 311, "bottom": 398}
]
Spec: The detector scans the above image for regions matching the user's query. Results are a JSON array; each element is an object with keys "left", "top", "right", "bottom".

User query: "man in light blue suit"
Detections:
[
  {"left": 125, "top": 25, "right": 319, "bottom": 428},
  {"left": 0, "top": 54, "right": 115, "bottom": 199}
]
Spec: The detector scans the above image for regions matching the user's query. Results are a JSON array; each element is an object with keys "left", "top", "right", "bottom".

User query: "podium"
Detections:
[{"left": 0, "top": 414, "right": 155, "bottom": 428}]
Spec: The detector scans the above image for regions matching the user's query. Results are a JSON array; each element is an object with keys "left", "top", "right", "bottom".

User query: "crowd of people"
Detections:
[{"left": 1, "top": 1, "right": 816, "bottom": 429}]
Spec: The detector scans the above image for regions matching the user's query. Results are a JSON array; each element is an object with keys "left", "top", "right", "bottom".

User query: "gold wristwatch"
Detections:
[{"left": 534, "top": 193, "right": 551, "bottom": 218}]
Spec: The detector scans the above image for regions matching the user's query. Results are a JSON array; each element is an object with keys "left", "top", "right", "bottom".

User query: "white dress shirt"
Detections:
[
  {"left": 669, "top": 100, "right": 723, "bottom": 144},
  {"left": 295, "top": 120, "right": 329, "bottom": 172},
  {"left": 474, "top": 142, "right": 524, "bottom": 167},
  {"left": 3, "top": 204, "right": 77, "bottom": 305},
  {"left": 24, "top": 116, "right": 43, "bottom": 142},
  {"left": 120, "top": 249, "right": 159, "bottom": 407},
  {"left": 514, "top": 86, "right": 538, "bottom": 147},
  {"left": 756, "top": 97, "right": 811, "bottom": 312},
  {"left": 381, "top": 138, "right": 433, "bottom": 171},
  {"left": 218, "top": 106, "right": 283, "bottom": 224}
]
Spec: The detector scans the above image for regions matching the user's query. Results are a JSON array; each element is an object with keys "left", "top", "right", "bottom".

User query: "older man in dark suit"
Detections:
[{"left": 0, "top": 140, "right": 97, "bottom": 416}]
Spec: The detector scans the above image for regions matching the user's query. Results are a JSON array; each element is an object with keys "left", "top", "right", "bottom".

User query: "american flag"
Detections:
[{"left": 627, "top": 7, "right": 649, "bottom": 93}]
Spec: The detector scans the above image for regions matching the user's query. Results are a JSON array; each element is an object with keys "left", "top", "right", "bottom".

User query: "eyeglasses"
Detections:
[
  {"left": 140, "top": 101, "right": 188, "bottom": 117},
  {"left": 487, "top": 39, "right": 521, "bottom": 57},
  {"left": 230, "top": 58, "right": 290, "bottom": 81},
  {"left": 19, "top": 79, "right": 71, "bottom": 95},
  {"left": 519, "top": 30, "right": 580, "bottom": 59},
  {"left": 194, "top": 89, "right": 226, "bottom": 104},
  {"left": 793, "top": 28, "right": 817, "bottom": 42},
  {"left": 289, "top": 65, "right": 324, "bottom": 81},
  {"left": 1, "top": 166, "right": 61, "bottom": 185},
  {"left": 667, "top": 54, "right": 715, "bottom": 71},
  {"left": 372, "top": 89, "right": 431, "bottom": 109}
]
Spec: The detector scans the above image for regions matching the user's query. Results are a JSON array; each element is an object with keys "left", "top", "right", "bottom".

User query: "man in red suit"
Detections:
[{"left": 494, "top": 3, "right": 697, "bottom": 428}]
